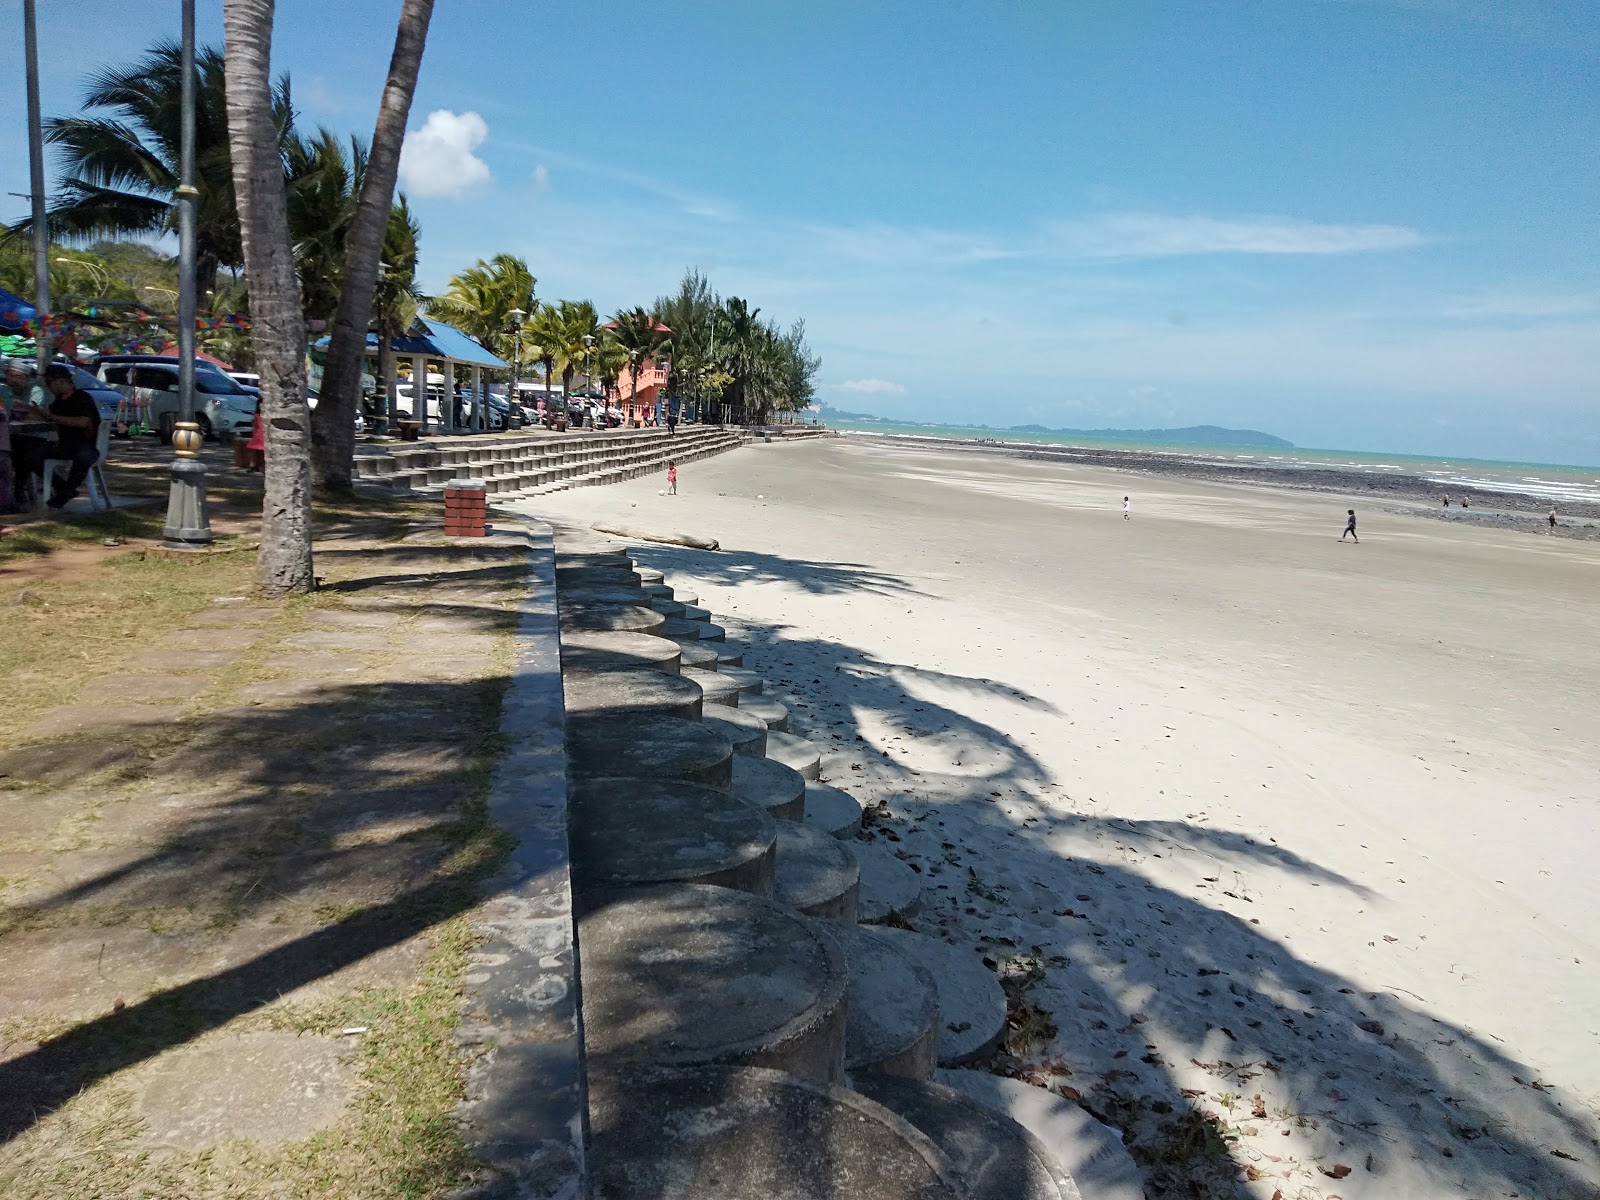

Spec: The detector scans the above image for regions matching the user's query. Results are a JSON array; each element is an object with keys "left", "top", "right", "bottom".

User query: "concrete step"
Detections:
[
  {"left": 740, "top": 695, "right": 790, "bottom": 731},
  {"left": 561, "top": 629, "right": 682, "bottom": 675},
  {"left": 715, "top": 644, "right": 745, "bottom": 668},
  {"left": 559, "top": 600, "right": 667, "bottom": 636},
  {"left": 557, "top": 585, "right": 653, "bottom": 608},
  {"left": 938, "top": 1069, "right": 1145, "bottom": 1200},
  {"left": 820, "top": 921, "right": 940, "bottom": 1080},
  {"left": 701, "top": 702, "right": 768, "bottom": 758},
  {"left": 683, "top": 664, "right": 742, "bottom": 708},
  {"left": 570, "top": 777, "right": 776, "bottom": 896},
  {"left": 564, "top": 666, "right": 703, "bottom": 721},
  {"left": 567, "top": 713, "right": 733, "bottom": 787},
  {"left": 849, "top": 1074, "right": 1073, "bottom": 1200},
  {"left": 804, "top": 782, "right": 866, "bottom": 839},
  {"left": 555, "top": 549, "right": 631, "bottom": 568},
  {"left": 680, "top": 604, "right": 711, "bottom": 622},
  {"left": 579, "top": 885, "right": 847, "bottom": 1082},
  {"left": 670, "top": 638, "right": 721, "bottom": 669},
  {"left": 731, "top": 754, "right": 806, "bottom": 822},
  {"left": 649, "top": 598, "right": 687, "bottom": 618},
  {"left": 586, "top": 1064, "right": 972, "bottom": 1200},
  {"left": 691, "top": 621, "right": 727, "bottom": 643},
  {"left": 660, "top": 616, "right": 707, "bottom": 639},
  {"left": 767, "top": 730, "right": 822, "bottom": 780},
  {"left": 774, "top": 822, "right": 860, "bottom": 920},
  {"left": 850, "top": 840, "right": 923, "bottom": 921},
  {"left": 867, "top": 928, "right": 1007, "bottom": 1068},
  {"left": 555, "top": 565, "right": 641, "bottom": 590},
  {"left": 716, "top": 665, "right": 763, "bottom": 695},
  {"left": 641, "top": 582, "right": 673, "bottom": 600},
  {"left": 633, "top": 567, "right": 665, "bottom": 585},
  {"left": 669, "top": 591, "right": 699, "bottom": 606}
]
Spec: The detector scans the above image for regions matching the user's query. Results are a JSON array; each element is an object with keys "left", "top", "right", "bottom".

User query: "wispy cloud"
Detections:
[
  {"left": 529, "top": 163, "right": 551, "bottom": 200},
  {"left": 492, "top": 140, "right": 736, "bottom": 220},
  {"left": 805, "top": 223, "right": 1015, "bottom": 269},
  {"left": 400, "top": 110, "right": 491, "bottom": 198},
  {"left": 1044, "top": 213, "right": 1427, "bottom": 259},
  {"left": 836, "top": 378, "right": 908, "bottom": 395}
]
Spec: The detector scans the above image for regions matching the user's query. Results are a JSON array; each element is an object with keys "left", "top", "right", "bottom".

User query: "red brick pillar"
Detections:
[{"left": 444, "top": 479, "right": 487, "bottom": 537}]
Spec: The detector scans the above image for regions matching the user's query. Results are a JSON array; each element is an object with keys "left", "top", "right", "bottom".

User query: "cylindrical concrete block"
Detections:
[
  {"left": 567, "top": 713, "right": 734, "bottom": 787},
  {"left": 564, "top": 666, "right": 703, "bottom": 721}
]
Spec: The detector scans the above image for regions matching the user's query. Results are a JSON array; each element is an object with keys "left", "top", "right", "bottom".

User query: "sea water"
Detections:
[{"left": 833, "top": 420, "right": 1600, "bottom": 506}]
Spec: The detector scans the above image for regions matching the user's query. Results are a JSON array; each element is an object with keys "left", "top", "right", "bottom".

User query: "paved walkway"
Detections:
[{"left": 0, "top": 518, "right": 529, "bottom": 1197}]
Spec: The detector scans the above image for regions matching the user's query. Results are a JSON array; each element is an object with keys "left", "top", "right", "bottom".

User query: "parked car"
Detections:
[
  {"left": 96, "top": 358, "right": 256, "bottom": 442},
  {"left": 53, "top": 362, "right": 128, "bottom": 433}
]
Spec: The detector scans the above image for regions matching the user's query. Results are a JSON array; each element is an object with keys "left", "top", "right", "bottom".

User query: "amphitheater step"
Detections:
[
  {"left": 633, "top": 567, "right": 665, "bottom": 585},
  {"left": 660, "top": 616, "right": 707, "bottom": 639},
  {"left": 555, "top": 565, "right": 641, "bottom": 590},
  {"left": 567, "top": 713, "right": 733, "bottom": 787},
  {"left": 563, "top": 666, "right": 702, "bottom": 721},
  {"left": 641, "top": 582, "right": 673, "bottom": 600},
  {"left": 715, "top": 644, "right": 745, "bottom": 667},
  {"left": 559, "top": 599, "right": 667, "bottom": 636},
  {"left": 682, "top": 664, "right": 742, "bottom": 708},
  {"left": 649, "top": 598, "right": 687, "bottom": 618},
  {"left": 866, "top": 928, "right": 1007, "bottom": 1068},
  {"left": 717, "top": 665, "right": 764, "bottom": 695},
  {"left": 767, "top": 730, "right": 822, "bottom": 780},
  {"left": 739, "top": 694, "right": 789, "bottom": 731},
  {"left": 680, "top": 604, "right": 711, "bottom": 621},
  {"left": 691, "top": 621, "right": 727, "bottom": 642},
  {"left": 579, "top": 885, "right": 847, "bottom": 1082},
  {"left": 820, "top": 921, "right": 940, "bottom": 1080},
  {"left": 670, "top": 638, "right": 721, "bottom": 669},
  {"left": 669, "top": 591, "right": 698, "bottom": 606},
  {"left": 586, "top": 1065, "right": 971, "bottom": 1200},
  {"left": 773, "top": 822, "right": 860, "bottom": 920},
  {"left": 937, "top": 1069, "right": 1145, "bottom": 1200},
  {"left": 701, "top": 702, "right": 768, "bottom": 758},
  {"left": 560, "top": 629, "right": 682, "bottom": 674},
  {"left": 570, "top": 777, "right": 775, "bottom": 896},
  {"left": 851, "top": 840, "right": 923, "bottom": 921},
  {"left": 557, "top": 585, "right": 652, "bottom": 608},
  {"left": 804, "top": 782, "right": 866, "bottom": 838},
  {"left": 730, "top": 754, "right": 806, "bottom": 822},
  {"left": 849, "top": 1074, "right": 1074, "bottom": 1200}
]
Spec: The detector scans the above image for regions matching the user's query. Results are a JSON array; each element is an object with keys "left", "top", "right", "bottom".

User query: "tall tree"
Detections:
[
  {"left": 372, "top": 197, "right": 422, "bottom": 424},
  {"left": 525, "top": 302, "right": 565, "bottom": 404},
  {"left": 285, "top": 126, "right": 366, "bottom": 326},
  {"left": 223, "top": 0, "right": 313, "bottom": 597},
  {"left": 312, "top": 0, "right": 434, "bottom": 493},
  {"left": 609, "top": 306, "right": 671, "bottom": 408},
  {"left": 12, "top": 41, "right": 291, "bottom": 298},
  {"left": 555, "top": 299, "right": 599, "bottom": 399}
]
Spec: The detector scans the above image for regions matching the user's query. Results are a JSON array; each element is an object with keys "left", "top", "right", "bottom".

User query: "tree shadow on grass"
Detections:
[{"left": 0, "top": 676, "right": 513, "bottom": 1143}]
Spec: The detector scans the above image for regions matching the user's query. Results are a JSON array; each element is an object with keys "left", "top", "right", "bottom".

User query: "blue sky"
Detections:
[{"left": 3, "top": 1, "right": 1597, "bottom": 462}]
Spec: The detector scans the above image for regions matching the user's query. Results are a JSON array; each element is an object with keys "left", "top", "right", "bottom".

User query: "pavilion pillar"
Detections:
[{"left": 471, "top": 366, "right": 482, "bottom": 432}]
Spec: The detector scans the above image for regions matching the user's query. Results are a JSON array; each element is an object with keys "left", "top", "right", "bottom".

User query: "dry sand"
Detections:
[{"left": 511, "top": 434, "right": 1600, "bottom": 1199}]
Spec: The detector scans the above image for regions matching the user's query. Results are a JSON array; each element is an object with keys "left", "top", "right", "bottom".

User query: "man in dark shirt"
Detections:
[{"left": 41, "top": 363, "right": 101, "bottom": 509}]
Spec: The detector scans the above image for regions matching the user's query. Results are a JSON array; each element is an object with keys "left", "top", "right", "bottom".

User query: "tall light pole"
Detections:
[
  {"left": 583, "top": 332, "right": 594, "bottom": 428},
  {"left": 163, "top": 0, "right": 212, "bottom": 547},
  {"left": 508, "top": 307, "right": 525, "bottom": 426},
  {"left": 22, "top": 0, "right": 50, "bottom": 378}
]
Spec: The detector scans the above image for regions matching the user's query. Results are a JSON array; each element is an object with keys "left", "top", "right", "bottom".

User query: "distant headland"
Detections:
[{"left": 818, "top": 406, "right": 1294, "bottom": 449}]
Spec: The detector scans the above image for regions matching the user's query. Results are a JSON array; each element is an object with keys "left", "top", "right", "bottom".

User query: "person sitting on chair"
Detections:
[{"left": 40, "top": 363, "right": 101, "bottom": 510}]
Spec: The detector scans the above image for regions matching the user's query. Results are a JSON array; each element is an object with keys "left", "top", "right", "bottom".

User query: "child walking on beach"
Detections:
[
  {"left": 666, "top": 461, "right": 678, "bottom": 496},
  {"left": 1122, "top": 495, "right": 1131, "bottom": 520},
  {"left": 1341, "top": 509, "right": 1359, "bottom": 542}
]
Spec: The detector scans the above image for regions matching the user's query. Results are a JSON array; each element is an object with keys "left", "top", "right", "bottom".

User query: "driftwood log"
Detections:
[{"left": 591, "top": 523, "right": 721, "bottom": 551}]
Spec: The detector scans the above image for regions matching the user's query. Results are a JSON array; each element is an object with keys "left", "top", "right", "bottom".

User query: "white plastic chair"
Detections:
[{"left": 41, "top": 419, "right": 114, "bottom": 511}]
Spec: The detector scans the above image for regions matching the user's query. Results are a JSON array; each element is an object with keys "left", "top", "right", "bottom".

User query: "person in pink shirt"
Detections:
[{"left": 666, "top": 461, "right": 678, "bottom": 496}]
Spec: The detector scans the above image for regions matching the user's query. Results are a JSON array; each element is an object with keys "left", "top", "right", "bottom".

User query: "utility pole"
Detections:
[
  {"left": 163, "top": 0, "right": 213, "bottom": 547},
  {"left": 22, "top": 0, "right": 50, "bottom": 377}
]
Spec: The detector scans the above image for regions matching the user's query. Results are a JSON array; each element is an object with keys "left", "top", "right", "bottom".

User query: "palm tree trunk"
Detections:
[
  {"left": 312, "top": 0, "right": 434, "bottom": 492},
  {"left": 222, "top": 0, "right": 313, "bottom": 597}
]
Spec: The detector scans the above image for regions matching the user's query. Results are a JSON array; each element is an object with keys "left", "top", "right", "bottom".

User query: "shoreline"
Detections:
[{"left": 839, "top": 428, "right": 1600, "bottom": 533}]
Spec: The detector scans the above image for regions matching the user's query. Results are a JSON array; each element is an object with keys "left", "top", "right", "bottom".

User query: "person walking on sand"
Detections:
[
  {"left": 1442, "top": 494, "right": 1450, "bottom": 507},
  {"left": 1341, "top": 509, "right": 1359, "bottom": 542},
  {"left": 1548, "top": 505, "right": 1558, "bottom": 531},
  {"left": 1122, "top": 495, "right": 1131, "bottom": 520},
  {"left": 666, "top": 461, "right": 678, "bottom": 496}
]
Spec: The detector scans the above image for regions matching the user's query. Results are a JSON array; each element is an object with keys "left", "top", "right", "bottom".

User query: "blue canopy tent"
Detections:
[
  {"left": 314, "top": 316, "right": 508, "bottom": 434},
  {"left": 0, "top": 287, "right": 39, "bottom": 333}
]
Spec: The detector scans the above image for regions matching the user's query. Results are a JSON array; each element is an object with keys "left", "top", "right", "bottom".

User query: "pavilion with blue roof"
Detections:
[{"left": 316, "top": 315, "right": 509, "bottom": 434}]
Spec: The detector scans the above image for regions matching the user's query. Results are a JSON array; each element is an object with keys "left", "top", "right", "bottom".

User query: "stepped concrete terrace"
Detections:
[
  {"left": 352, "top": 424, "right": 744, "bottom": 499},
  {"left": 526, "top": 527, "right": 1136, "bottom": 1199}
]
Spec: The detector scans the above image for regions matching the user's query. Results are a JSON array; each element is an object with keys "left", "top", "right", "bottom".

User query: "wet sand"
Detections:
[{"left": 514, "top": 435, "right": 1600, "bottom": 1198}]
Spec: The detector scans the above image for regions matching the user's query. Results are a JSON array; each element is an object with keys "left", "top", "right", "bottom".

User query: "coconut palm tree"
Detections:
[
  {"left": 372, "top": 197, "right": 422, "bottom": 424},
  {"left": 285, "top": 127, "right": 366, "bottom": 326},
  {"left": 555, "top": 299, "right": 599, "bottom": 400},
  {"left": 223, "top": 0, "right": 313, "bottom": 597},
  {"left": 525, "top": 302, "right": 566, "bottom": 405},
  {"left": 592, "top": 334, "right": 628, "bottom": 407},
  {"left": 314, "top": 0, "right": 434, "bottom": 493},
  {"left": 15, "top": 40, "right": 292, "bottom": 299},
  {"left": 426, "top": 253, "right": 537, "bottom": 358}
]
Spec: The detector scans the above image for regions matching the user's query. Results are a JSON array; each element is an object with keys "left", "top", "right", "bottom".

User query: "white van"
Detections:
[{"left": 98, "top": 361, "right": 257, "bottom": 442}]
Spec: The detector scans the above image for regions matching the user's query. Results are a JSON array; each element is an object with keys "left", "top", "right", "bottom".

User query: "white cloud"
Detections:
[
  {"left": 1046, "top": 213, "right": 1426, "bottom": 259},
  {"left": 399, "top": 110, "right": 491, "bottom": 198},
  {"left": 838, "top": 379, "right": 908, "bottom": 395},
  {"left": 530, "top": 163, "right": 551, "bottom": 199}
]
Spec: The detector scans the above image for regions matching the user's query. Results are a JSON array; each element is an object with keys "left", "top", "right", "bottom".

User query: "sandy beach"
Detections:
[{"left": 511, "top": 434, "right": 1600, "bottom": 1199}]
